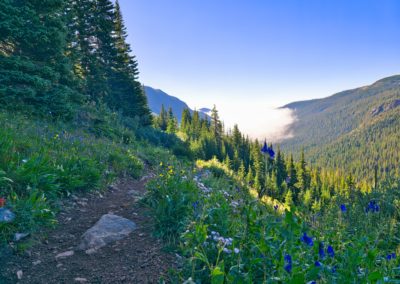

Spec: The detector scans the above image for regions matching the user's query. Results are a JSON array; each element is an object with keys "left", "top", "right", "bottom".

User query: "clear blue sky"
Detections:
[{"left": 118, "top": 0, "right": 400, "bottom": 139}]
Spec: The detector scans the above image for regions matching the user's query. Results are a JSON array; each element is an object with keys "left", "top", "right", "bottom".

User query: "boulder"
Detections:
[{"left": 78, "top": 214, "right": 136, "bottom": 252}]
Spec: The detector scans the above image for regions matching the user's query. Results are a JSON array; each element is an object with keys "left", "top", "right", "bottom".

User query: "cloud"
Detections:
[{"left": 219, "top": 104, "right": 297, "bottom": 142}]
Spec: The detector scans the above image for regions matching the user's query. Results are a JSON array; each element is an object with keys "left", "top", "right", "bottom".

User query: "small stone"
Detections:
[
  {"left": 74, "top": 278, "right": 88, "bottom": 283},
  {"left": 139, "top": 233, "right": 145, "bottom": 237},
  {"left": 17, "top": 270, "right": 23, "bottom": 280},
  {"left": 55, "top": 250, "right": 74, "bottom": 259},
  {"left": 77, "top": 201, "right": 87, "bottom": 206},
  {"left": 0, "top": 208, "right": 15, "bottom": 223},
  {"left": 85, "top": 248, "right": 97, "bottom": 255},
  {"left": 56, "top": 264, "right": 63, "bottom": 268},
  {"left": 32, "top": 260, "right": 41, "bottom": 266}
]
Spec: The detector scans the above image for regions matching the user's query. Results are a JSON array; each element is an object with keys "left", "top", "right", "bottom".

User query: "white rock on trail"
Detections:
[
  {"left": 77, "top": 214, "right": 136, "bottom": 252},
  {"left": 55, "top": 250, "right": 74, "bottom": 260},
  {"left": 17, "top": 270, "right": 23, "bottom": 280}
]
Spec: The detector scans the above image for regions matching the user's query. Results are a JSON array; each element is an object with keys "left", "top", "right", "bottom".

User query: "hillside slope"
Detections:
[
  {"left": 281, "top": 75, "right": 400, "bottom": 181},
  {"left": 144, "top": 86, "right": 210, "bottom": 121}
]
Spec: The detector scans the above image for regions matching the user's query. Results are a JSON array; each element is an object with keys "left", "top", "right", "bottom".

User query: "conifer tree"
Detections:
[{"left": 0, "top": 0, "right": 82, "bottom": 118}]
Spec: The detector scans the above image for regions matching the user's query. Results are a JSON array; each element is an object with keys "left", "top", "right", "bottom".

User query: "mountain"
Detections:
[
  {"left": 144, "top": 86, "right": 210, "bottom": 122},
  {"left": 281, "top": 75, "right": 400, "bottom": 182}
]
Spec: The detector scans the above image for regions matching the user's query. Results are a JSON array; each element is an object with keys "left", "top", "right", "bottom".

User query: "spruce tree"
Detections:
[{"left": 0, "top": 0, "right": 82, "bottom": 118}]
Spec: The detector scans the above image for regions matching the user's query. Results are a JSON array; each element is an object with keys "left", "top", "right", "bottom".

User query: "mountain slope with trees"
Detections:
[{"left": 281, "top": 75, "right": 400, "bottom": 183}]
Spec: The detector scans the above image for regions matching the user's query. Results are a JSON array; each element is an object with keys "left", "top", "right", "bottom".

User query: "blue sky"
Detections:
[{"left": 118, "top": 0, "right": 400, "bottom": 139}]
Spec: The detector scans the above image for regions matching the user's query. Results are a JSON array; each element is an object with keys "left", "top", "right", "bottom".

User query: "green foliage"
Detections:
[
  {"left": 146, "top": 162, "right": 199, "bottom": 243},
  {"left": 147, "top": 160, "right": 400, "bottom": 283},
  {"left": 0, "top": 110, "right": 145, "bottom": 243}
]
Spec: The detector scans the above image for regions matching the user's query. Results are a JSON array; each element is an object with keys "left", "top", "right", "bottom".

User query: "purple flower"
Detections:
[
  {"left": 387, "top": 253, "right": 396, "bottom": 260},
  {"left": 340, "top": 204, "right": 347, "bottom": 212},
  {"left": 284, "top": 254, "right": 292, "bottom": 273},
  {"left": 327, "top": 245, "right": 335, "bottom": 257},
  {"left": 300, "top": 232, "right": 314, "bottom": 247},
  {"left": 274, "top": 205, "right": 279, "bottom": 211},
  {"left": 261, "top": 141, "right": 268, "bottom": 154},
  {"left": 366, "top": 200, "right": 379, "bottom": 213}
]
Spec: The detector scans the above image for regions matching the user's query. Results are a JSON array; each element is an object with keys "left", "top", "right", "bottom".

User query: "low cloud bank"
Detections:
[{"left": 221, "top": 106, "right": 297, "bottom": 143}]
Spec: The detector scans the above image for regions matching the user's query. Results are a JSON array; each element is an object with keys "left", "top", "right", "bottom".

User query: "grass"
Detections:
[
  {"left": 0, "top": 109, "right": 177, "bottom": 245},
  {"left": 146, "top": 158, "right": 400, "bottom": 283}
]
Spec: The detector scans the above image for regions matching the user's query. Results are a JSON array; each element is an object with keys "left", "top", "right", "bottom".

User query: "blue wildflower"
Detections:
[
  {"left": 340, "top": 204, "right": 347, "bottom": 212},
  {"left": 192, "top": 201, "right": 199, "bottom": 209},
  {"left": 331, "top": 265, "right": 337, "bottom": 273},
  {"left": 284, "top": 254, "right": 292, "bottom": 273},
  {"left": 261, "top": 141, "right": 275, "bottom": 159},
  {"left": 268, "top": 147, "right": 275, "bottom": 159},
  {"left": 387, "top": 253, "right": 396, "bottom": 260},
  {"left": 300, "top": 232, "right": 314, "bottom": 246},
  {"left": 327, "top": 245, "right": 335, "bottom": 257},
  {"left": 315, "top": 261, "right": 322, "bottom": 267},
  {"left": 366, "top": 200, "right": 379, "bottom": 213},
  {"left": 274, "top": 205, "right": 279, "bottom": 211},
  {"left": 261, "top": 141, "right": 268, "bottom": 154},
  {"left": 310, "top": 282, "right": 316, "bottom": 284},
  {"left": 319, "top": 242, "right": 326, "bottom": 258}
]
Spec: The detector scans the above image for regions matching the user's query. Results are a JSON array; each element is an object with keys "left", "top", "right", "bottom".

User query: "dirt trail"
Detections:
[{"left": 0, "top": 176, "right": 175, "bottom": 283}]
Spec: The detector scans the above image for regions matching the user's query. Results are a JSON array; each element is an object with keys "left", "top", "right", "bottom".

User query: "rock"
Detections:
[
  {"left": 55, "top": 250, "right": 74, "bottom": 260},
  {"left": 78, "top": 214, "right": 136, "bottom": 252},
  {"left": 17, "top": 270, "right": 23, "bottom": 280},
  {"left": 32, "top": 260, "right": 41, "bottom": 266},
  {"left": 0, "top": 208, "right": 15, "bottom": 223},
  {"left": 14, "top": 233, "right": 29, "bottom": 242},
  {"left": 74, "top": 278, "right": 88, "bottom": 283}
]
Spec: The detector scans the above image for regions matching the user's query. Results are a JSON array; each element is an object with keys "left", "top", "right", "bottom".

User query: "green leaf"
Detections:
[
  {"left": 211, "top": 262, "right": 225, "bottom": 284},
  {"left": 367, "top": 271, "right": 383, "bottom": 282}
]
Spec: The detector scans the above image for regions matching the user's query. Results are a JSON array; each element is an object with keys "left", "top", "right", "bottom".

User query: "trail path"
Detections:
[{"left": 0, "top": 175, "right": 175, "bottom": 283}]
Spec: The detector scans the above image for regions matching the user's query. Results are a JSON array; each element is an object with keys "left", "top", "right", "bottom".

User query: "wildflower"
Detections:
[
  {"left": 327, "top": 245, "right": 335, "bottom": 257},
  {"left": 315, "top": 261, "right": 322, "bottom": 267},
  {"left": 22, "top": 159, "right": 28, "bottom": 163},
  {"left": 274, "top": 205, "right": 279, "bottom": 211},
  {"left": 234, "top": 248, "right": 240, "bottom": 254},
  {"left": 268, "top": 147, "right": 275, "bottom": 159},
  {"left": 309, "top": 281, "right": 317, "bottom": 284},
  {"left": 331, "top": 266, "right": 337, "bottom": 273},
  {"left": 223, "top": 248, "right": 232, "bottom": 254},
  {"left": 340, "top": 204, "right": 347, "bottom": 212},
  {"left": 284, "top": 254, "right": 292, "bottom": 273},
  {"left": 261, "top": 141, "right": 275, "bottom": 159},
  {"left": 300, "top": 232, "right": 314, "bottom": 247},
  {"left": 366, "top": 200, "right": 379, "bottom": 213},
  {"left": 261, "top": 141, "right": 269, "bottom": 154},
  {"left": 192, "top": 201, "right": 199, "bottom": 210},
  {"left": 386, "top": 253, "right": 396, "bottom": 260},
  {"left": 0, "top": 197, "right": 5, "bottom": 208},
  {"left": 319, "top": 242, "right": 326, "bottom": 258}
]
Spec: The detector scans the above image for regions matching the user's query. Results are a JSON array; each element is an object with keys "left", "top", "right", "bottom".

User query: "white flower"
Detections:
[
  {"left": 22, "top": 159, "right": 28, "bottom": 163},
  {"left": 234, "top": 248, "right": 240, "bottom": 254}
]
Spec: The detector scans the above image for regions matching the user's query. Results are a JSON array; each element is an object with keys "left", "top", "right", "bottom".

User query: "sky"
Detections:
[{"left": 118, "top": 0, "right": 400, "bottom": 140}]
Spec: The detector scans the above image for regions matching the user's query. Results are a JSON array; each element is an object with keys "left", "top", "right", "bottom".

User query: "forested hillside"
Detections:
[{"left": 281, "top": 75, "right": 400, "bottom": 183}]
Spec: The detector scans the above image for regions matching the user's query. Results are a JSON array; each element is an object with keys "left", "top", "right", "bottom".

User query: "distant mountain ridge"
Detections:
[
  {"left": 144, "top": 86, "right": 210, "bottom": 122},
  {"left": 281, "top": 75, "right": 400, "bottom": 182}
]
